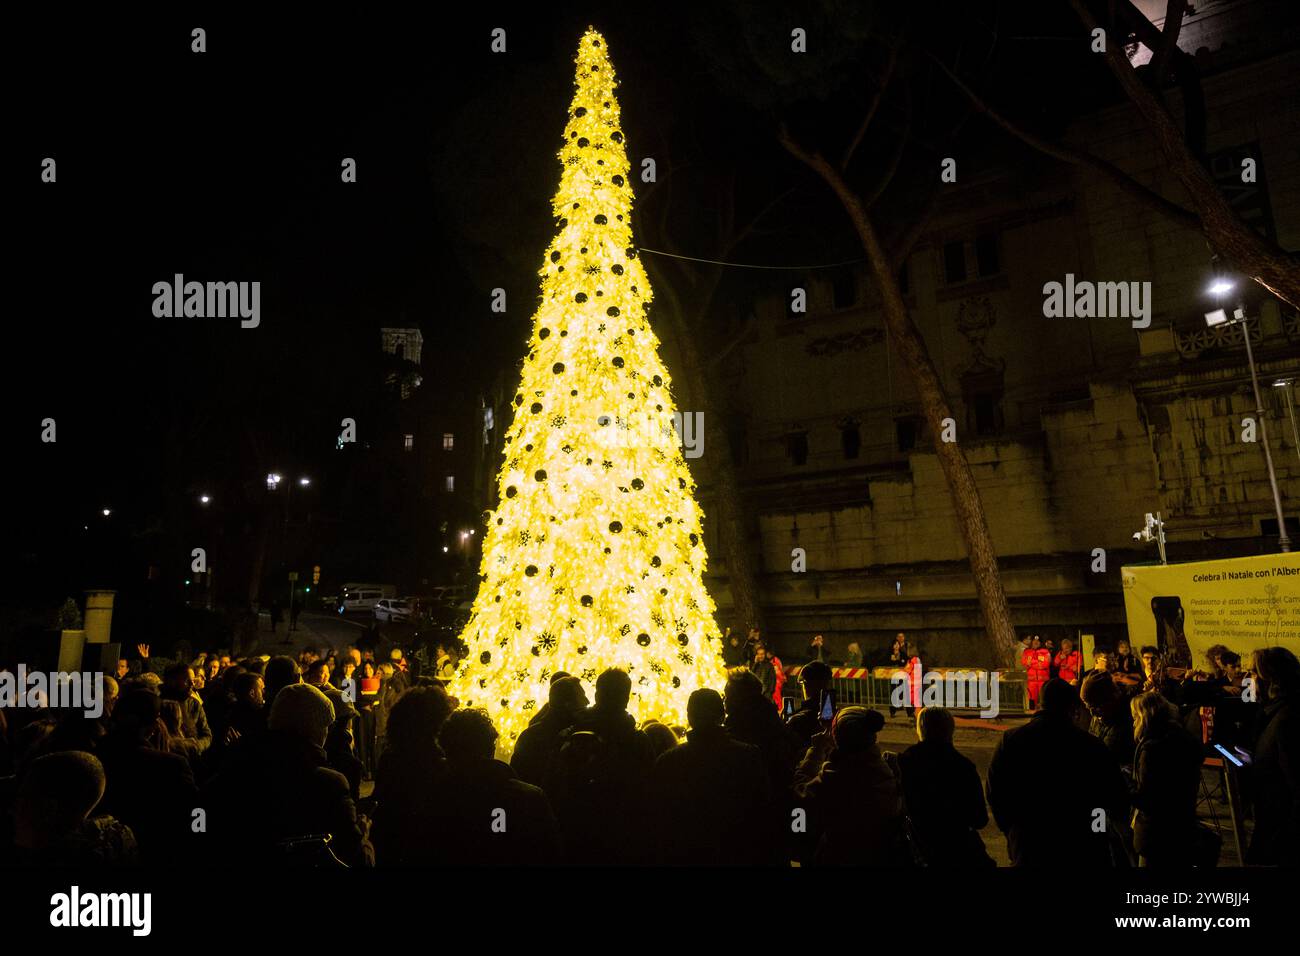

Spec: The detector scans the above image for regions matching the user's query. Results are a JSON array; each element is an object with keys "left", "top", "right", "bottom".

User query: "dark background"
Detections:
[{"left": 4, "top": 1, "right": 1137, "bottom": 644}]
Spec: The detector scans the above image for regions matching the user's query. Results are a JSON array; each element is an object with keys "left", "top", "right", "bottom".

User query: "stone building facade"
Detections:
[{"left": 702, "top": 22, "right": 1299, "bottom": 667}]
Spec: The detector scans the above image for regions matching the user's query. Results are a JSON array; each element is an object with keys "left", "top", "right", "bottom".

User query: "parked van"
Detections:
[
  {"left": 340, "top": 582, "right": 397, "bottom": 598},
  {"left": 337, "top": 583, "right": 396, "bottom": 614}
]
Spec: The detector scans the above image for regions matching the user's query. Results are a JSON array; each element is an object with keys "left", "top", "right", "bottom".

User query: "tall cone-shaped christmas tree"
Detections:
[{"left": 452, "top": 28, "right": 729, "bottom": 749}]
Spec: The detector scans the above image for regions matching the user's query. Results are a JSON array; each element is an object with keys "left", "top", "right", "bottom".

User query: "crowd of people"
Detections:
[{"left": 0, "top": 629, "right": 1295, "bottom": 868}]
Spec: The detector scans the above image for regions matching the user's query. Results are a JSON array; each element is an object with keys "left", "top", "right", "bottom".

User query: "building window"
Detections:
[
  {"left": 443, "top": 432, "right": 454, "bottom": 450},
  {"left": 840, "top": 422, "right": 861, "bottom": 460},
  {"left": 444, "top": 475, "right": 455, "bottom": 492},
  {"left": 971, "top": 391, "right": 1003, "bottom": 436},
  {"left": 403, "top": 434, "right": 414, "bottom": 451},
  {"left": 975, "top": 234, "right": 1000, "bottom": 277},
  {"left": 831, "top": 269, "right": 857, "bottom": 309},
  {"left": 943, "top": 241, "right": 966, "bottom": 284},
  {"left": 895, "top": 417, "right": 918, "bottom": 453},
  {"left": 786, "top": 432, "right": 809, "bottom": 466}
]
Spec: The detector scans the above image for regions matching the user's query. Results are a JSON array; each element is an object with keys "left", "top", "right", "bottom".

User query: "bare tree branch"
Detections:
[
  {"left": 840, "top": 40, "right": 900, "bottom": 172},
  {"left": 886, "top": 188, "right": 941, "bottom": 273},
  {"left": 863, "top": 84, "right": 912, "bottom": 209},
  {"left": 928, "top": 51, "right": 1201, "bottom": 229},
  {"left": 1068, "top": 0, "right": 1300, "bottom": 308},
  {"left": 1149, "top": 0, "right": 1185, "bottom": 82},
  {"left": 708, "top": 317, "right": 757, "bottom": 369},
  {"left": 725, "top": 186, "right": 799, "bottom": 254}
]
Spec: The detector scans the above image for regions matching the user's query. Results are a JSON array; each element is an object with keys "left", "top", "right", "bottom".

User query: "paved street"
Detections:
[{"left": 244, "top": 610, "right": 375, "bottom": 658}]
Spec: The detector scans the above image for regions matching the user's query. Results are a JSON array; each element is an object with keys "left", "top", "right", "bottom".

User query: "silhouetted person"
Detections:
[
  {"left": 987, "top": 679, "right": 1129, "bottom": 866},
  {"left": 794, "top": 707, "right": 903, "bottom": 865},
  {"left": 898, "top": 707, "right": 993, "bottom": 867},
  {"left": 806, "top": 634, "right": 828, "bottom": 663},
  {"left": 96, "top": 688, "right": 199, "bottom": 865},
  {"left": 544, "top": 668, "right": 654, "bottom": 864},
  {"left": 525, "top": 671, "right": 572, "bottom": 728},
  {"left": 437, "top": 708, "right": 560, "bottom": 865},
  {"left": 724, "top": 669, "right": 800, "bottom": 800},
  {"left": 786, "top": 660, "right": 832, "bottom": 748},
  {"left": 5, "top": 751, "right": 138, "bottom": 867},
  {"left": 723, "top": 628, "right": 746, "bottom": 668},
  {"left": 204, "top": 683, "right": 373, "bottom": 867},
  {"left": 370, "top": 686, "right": 455, "bottom": 865},
  {"left": 263, "top": 656, "right": 301, "bottom": 713},
  {"left": 1081, "top": 671, "right": 1136, "bottom": 768},
  {"left": 1246, "top": 647, "right": 1300, "bottom": 865},
  {"left": 512, "top": 676, "right": 588, "bottom": 787},
  {"left": 1129, "top": 691, "right": 1203, "bottom": 867},
  {"left": 226, "top": 672, "right": 266, "bottom": 741},
  {"left": 647, "top": 689, "right": 775, "bottom": 865},
  {"left": 641, "top": 720, "right": 680, "bottom": 758}
]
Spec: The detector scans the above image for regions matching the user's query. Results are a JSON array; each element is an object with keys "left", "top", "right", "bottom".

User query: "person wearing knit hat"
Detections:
[
  {"left": 205, "top": 681, "right": 373, "bottom": 867},
  {"left": 268, "top": 682, "right": 336, "bottom": 748},
  {"left": 831, "top": 706, "right": 886, "bottom": 753},
  {"left": 793, "top": 705, "right": 903, "bottom": 865}
]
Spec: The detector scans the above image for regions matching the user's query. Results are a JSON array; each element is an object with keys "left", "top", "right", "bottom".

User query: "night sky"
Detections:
[{"left": 8, "top": 2, "right": 1134, "bottom": 609}]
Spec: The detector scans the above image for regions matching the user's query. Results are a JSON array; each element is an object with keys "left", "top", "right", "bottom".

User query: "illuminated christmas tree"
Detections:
[{"left": 452, "top": 27, "right": 729, "bottom": 748}]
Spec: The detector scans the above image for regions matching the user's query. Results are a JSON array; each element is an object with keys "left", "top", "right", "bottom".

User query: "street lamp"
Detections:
[
  {"left": 299, "top": 477, "right": 311, "bottom": 487},
  {"left": 199, "top": 494, "right": 211, "bottom": 505},
  {"left": 101, "top": 508, "right": 111, "bottom": 517},
  {"left": 1274, "top": 378, "right": 1300, "bottom": 468},
  {"left": 1205, "top": 263, "right": 1291, "bottom": 552},
  {"left": 266, "top": 473, "right": 282, "bottom": 490}
]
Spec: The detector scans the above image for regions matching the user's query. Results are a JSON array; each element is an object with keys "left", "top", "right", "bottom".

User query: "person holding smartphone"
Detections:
[{"left": 786, "top": 661, "right": 833, "bottom": 747}]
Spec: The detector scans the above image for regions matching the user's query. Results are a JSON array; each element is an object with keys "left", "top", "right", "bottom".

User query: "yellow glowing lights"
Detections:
[{"left": 451, "top": 28, "right": 729, "bottom": 750}]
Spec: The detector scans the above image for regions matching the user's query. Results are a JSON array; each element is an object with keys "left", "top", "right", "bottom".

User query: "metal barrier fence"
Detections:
[{"left": 795, "top": 667, "right": 1027, "bottom": 716}]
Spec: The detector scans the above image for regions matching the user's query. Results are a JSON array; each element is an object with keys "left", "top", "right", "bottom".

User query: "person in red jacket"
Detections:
[
  {"left": 769, "top": 647, "right": 787, "bottom": 709},
  {"left": 1055, "top": 638, "right": 1082, "bottom": 685},
  {"left": 1022, "top": 635, "right": 1051, "bottom": 709},
  {"left": 904, "top": 643, "right": 923, "bottom": 716}
]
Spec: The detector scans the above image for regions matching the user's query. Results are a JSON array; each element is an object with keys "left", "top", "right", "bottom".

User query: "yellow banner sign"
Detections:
[{"left": 1121, "top": 553, "right": 1300, "bottom": 666}]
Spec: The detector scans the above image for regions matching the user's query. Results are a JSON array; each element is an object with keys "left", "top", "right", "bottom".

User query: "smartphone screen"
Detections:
[
  {"left": 1214, "top": 743, "right": 1244, "bottom": 768},
  {"left": 782, "top": 697, "right": 794, "bottom": 718},
  {"left": 819, "top": 688, "right": 835, "bottom": 721}
]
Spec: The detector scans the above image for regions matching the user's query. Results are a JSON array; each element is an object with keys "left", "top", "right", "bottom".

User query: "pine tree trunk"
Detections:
[{"left": 781, "top": 135, "right": 1021, "bottom": 668}]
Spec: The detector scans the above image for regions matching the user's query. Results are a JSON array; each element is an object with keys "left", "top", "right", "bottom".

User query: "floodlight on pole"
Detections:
[{"left": 1202, "top": 258, "right": 1290, "bottom": 552}]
